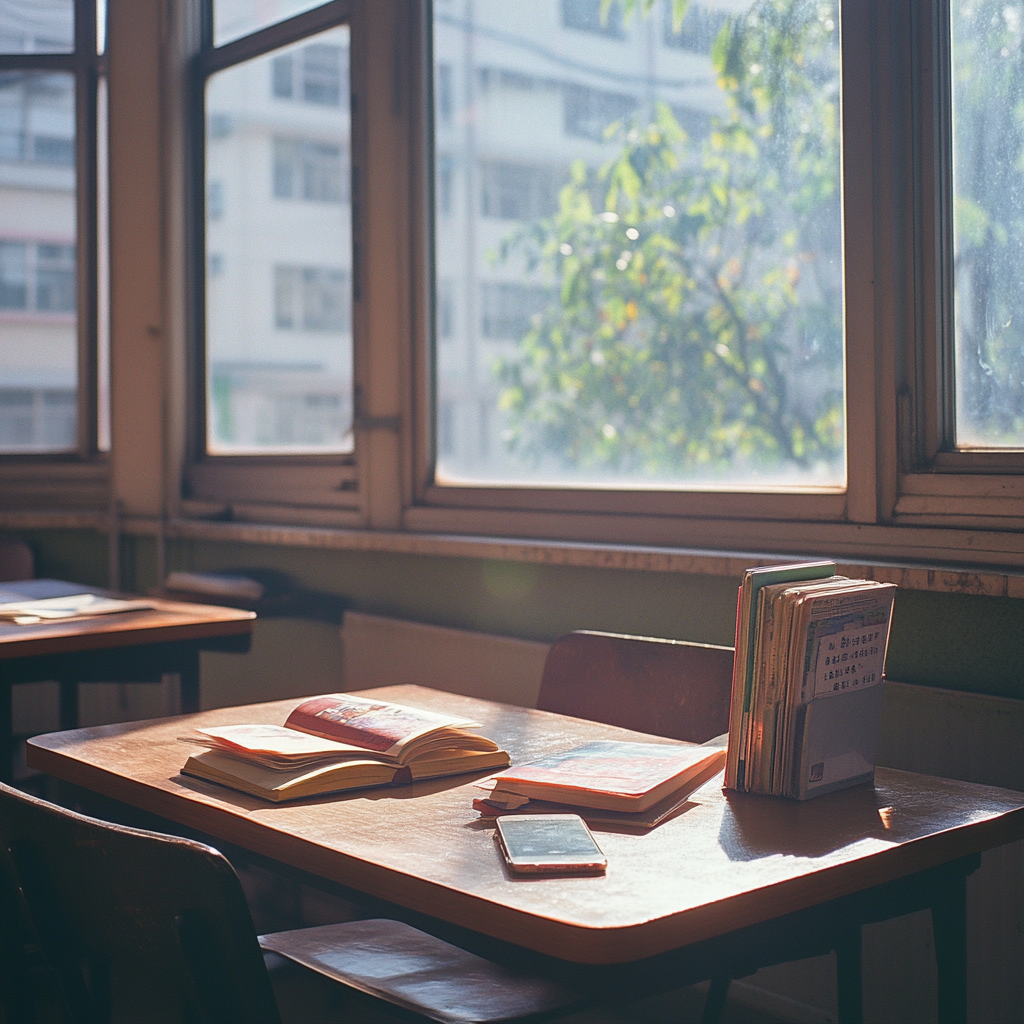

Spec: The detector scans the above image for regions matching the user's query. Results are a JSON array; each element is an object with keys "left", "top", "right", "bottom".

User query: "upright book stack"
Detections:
[{"left": 725, "top": 562, "right": 896, "bottom": 800}]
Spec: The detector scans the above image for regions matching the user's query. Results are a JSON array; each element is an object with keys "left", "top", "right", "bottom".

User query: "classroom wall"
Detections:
[{"left": 13, "top": 528, "right": 1024, "bottom": 706}]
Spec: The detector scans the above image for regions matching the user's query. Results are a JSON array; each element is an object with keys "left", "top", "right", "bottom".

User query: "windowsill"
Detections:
[{"left": 2, "top": 508, "right": 1017, "bottom": 599}]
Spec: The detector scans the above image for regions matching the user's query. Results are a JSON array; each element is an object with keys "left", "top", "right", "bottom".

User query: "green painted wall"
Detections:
[{"left": 10, "top": 529, "right": 1024, "bottom": 704}]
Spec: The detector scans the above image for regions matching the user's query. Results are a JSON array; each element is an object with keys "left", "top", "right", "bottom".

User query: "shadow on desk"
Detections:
[{"left": 720, "top": 784, "right": 890, "bottom": 860}]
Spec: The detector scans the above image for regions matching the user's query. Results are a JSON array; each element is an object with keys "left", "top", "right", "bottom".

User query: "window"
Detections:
[
  {"left": 662, "top": 2, "right": 729, "bottom": 53},
  {"left": 561, "top": 0, "right": 625, "bottom": 39},
  {"left": 563, "top": 84, "right": 637, "bottom": 141},
  {"left": 0, "top": 0, "right": 107, "bottom": 458},
  {"left": 949, "top": 4, "right": 1024, "bottom": 450},
  {"left": 274, "top": 265, "right": 349, "bottom": 332},
  {"left": 271, "top": 42, "right": 345, "bottom": 106},
  {"left": 272, "top": 137, "right": 347, "bottom": 203},
  {"left": 480, "top": 283, "right": 552, "bottom": 340},
  {"left": 479, "top": 162, "right": 561, "bottom": 221},
  {"left": 198, "top": 9, "right": 353, "bottom": 467},
  {"left": 433, "top": 1, "right": 845, "bottom": 492},
  {"left": 168, "top": 1, "right": 1022, "bottom": 561}
]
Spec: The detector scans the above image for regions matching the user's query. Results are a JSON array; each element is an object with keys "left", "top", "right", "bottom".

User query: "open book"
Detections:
[{"left": 181, "top": 693, "right": 510, "bottom": 801}]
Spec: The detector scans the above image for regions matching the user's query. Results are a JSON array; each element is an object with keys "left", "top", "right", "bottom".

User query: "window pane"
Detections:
[
  {"left": 0, "top": 69, "right": 76, "bottom": 452},
  {"left": 214, "top": 0, "right": 332, "bottom": 48},
  {"left": 433, "top": 0, "right": 845, "bottom": 489},
  {"left": 0, "top": 0, "right": 73, "bottom": 55},
  {"left": 205, "top": 25, "right": 352, "bottom": 454},
  {"left": 950, "top": 4, "right": 1024, "bottom": 449}
]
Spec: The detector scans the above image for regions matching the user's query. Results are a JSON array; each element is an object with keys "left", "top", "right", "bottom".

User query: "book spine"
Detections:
[{"left": 725, "top": 583, "right": 745, "bottom": 790}]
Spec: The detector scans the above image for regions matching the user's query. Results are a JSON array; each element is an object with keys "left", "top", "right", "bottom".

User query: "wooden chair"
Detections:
[
  {"left": 537, "top": 630, "right": 734, "bottom": 744},
  {"left": 0, "top": 781, "right": 582, "bottom": 1024},
  {"left": 0, "top": 538, "right": 33, "bottom": 584},
  {"left": 538, "top": 630, "right": 735, "bottom": 1023}
]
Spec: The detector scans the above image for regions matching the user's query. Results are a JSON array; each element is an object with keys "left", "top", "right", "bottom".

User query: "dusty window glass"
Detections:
[
  {"left": 0, "top": 69, "right": 76, "bottom": 452},
  {"left": 205, "top": 25, "right": 352, "bottom": 453},
  {"left": 433, "top": 0, "right": 845, "bottom": 489},
  {"left": 950, "top": 3, "right": 1024, "bottom": 449},
  {"left": 0, "top": 0, "right": 73, "bottom": 55}
]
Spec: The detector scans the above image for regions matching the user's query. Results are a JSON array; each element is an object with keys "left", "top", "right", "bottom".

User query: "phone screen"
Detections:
[{"left": 496, "top": 814, "right": 607, "bottom": 874}]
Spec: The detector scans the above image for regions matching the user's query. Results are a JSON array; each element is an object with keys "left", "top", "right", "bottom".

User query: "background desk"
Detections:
[
  {"left": 1, "top": 580, "right": 254, "bottom": 782},
  {"left": 26, "top": 685, "right": 1024, "bottom": 1021}
]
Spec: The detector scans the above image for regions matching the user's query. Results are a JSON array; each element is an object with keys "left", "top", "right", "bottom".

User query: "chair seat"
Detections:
[{"left": 259, "top": 918, "right": 583, "bottom": 1024}]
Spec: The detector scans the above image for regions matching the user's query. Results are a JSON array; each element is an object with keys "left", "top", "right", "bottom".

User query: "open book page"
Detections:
[
  {"left": 284, "top": 693, "right": 487, "bottom": 761},
  {"left": 188, "top": 724, "right": 386, "bottom": 769},
  {"left": 0, "top": 593, "right": 156, "bottom": 623}
]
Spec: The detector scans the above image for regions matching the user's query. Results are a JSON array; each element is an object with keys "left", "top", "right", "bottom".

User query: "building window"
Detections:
[
  {"left": 662, "top": 2, "right": 729, "bottom": 52},
  {"left": 480, "top": 283, "right": 552, "bottom": 340},
  {"left": 480, "top": 162, "right": 561, "bottom": 221},
  {"left": 560, "top": 0, "right": 625, "bottom": 39},
  {"left": 271, "top": 43, "right": 345, "bottom": 106},
  {"left": 436, "top": 61, "right": 453, "bottom": 125},
  {"left": 202, "top": 11, "right": 353, "bottom": 457},
  {"left": 563, "top": 84, "right": 638, "bottom": 141},
  {"left": 272, "top": 137, "right": 347, "bottom": 203},
  {"left": 274, "top": 265, "right": 350, "bottom": 333},
  {"left": 208, "top": 179, "right": 224, "bottom": 219}
]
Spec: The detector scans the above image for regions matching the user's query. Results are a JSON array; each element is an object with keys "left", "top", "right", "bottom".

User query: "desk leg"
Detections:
[
  {"left": 835, "top": 925, "right": 863, "bottom": 1024},
  {"left": 933, "top": 869, "right": 968, "bottom": 1024},
  {"left": 700, "top": 977, "right": 730, "bottom": 1024},
  {"left": 0, "top": 682, "right": 11, "bottom": 784},
  {"left": 58, "top": 681, "right": 79, "bottom": 731},
  {"left": 179, "top": 651, "right": 200, "bottom": 715}
]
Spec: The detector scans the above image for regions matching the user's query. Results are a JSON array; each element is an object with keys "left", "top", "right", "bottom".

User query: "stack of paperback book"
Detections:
[{"left": 725, "top": 562, "right": 896, "bottom": 800}]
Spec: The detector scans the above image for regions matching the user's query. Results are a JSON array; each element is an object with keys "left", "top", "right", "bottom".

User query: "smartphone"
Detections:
[{"left": 495, "top": 814, "right": 607, "bottom": 874}]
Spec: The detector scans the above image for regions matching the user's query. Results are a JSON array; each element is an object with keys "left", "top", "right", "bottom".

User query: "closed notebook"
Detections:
[{"left": 482, "top": 740, "right": 726, "bottom": 813}]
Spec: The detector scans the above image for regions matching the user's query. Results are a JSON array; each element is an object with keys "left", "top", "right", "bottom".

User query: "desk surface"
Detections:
[
  {"left": 26, "top": 685, "right": 1024, "bottom": 965},
  {"left": 0, "top": 580, "right": 254, "bottom": 660}
]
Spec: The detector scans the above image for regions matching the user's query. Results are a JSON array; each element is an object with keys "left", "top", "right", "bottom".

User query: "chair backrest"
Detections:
[
  {"left": 0, "top": 782, "right": 280, "bottom": 1024},
  {"left": 537, "top": 630, "right": 734, "bottom": 744},
  {"left": 0, "top": 538, "right": 33, "bottom": 583}
]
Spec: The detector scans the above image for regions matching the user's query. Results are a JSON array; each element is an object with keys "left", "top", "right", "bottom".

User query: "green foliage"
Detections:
[{"left": 494, "top": 0, "right": 843, "bottom": 478}]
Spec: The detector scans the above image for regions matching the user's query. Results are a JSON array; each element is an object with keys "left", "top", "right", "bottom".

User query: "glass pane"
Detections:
[
  {"left": 433, "top": 0, "right": 845, "bottom": 489},
  {"left": 950, "top": 4, "right": 1024, "bottom": 449},
  {"left": 0, "top": 69, "right": 77, "bottom": 452},
  {"left": 0, "top": 0, "right": 73, "bottom": 55},
  {"left": 205, "top": 25, "right": 352, "bottom": 454},
  {"left": 214, "top": 0, "right": 332, "bottom": 48}
]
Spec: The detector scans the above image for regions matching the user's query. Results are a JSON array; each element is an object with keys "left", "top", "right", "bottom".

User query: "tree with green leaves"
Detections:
[{"left": 494, "top": 0, "right": 844, "bottom": 480}]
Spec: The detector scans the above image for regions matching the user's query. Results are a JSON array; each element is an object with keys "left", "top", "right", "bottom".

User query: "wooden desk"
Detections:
[
  {"left": 1, "top": 580, "right": 254, "bottom": 783},
  {"left": 26, "top": 685, "right": 1024, "bottom": 1021}
]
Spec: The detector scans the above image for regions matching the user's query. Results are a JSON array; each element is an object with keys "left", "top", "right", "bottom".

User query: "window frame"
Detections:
[
  {"left": 882, "top": 1, "right": 1024, "bottom": 532},
  {"left": 185, "top": 0, "right": 365, "bottom": 523},
  {"left": 399, "top": 0, "right": 1023, "bottom": 556},
  {"left": 405, "top": 0, "right": 873, "bottom": 542},
  {"left": 167, "top": 0, "right": 1023, "bottom": 567},
  {"left": 0, "top": 0, "right": 107, "bottom": 495}
]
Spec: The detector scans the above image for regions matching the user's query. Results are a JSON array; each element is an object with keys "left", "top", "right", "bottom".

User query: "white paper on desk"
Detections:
[{"left": 0, "top": 593, "right": 156, "bottom": 622}]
